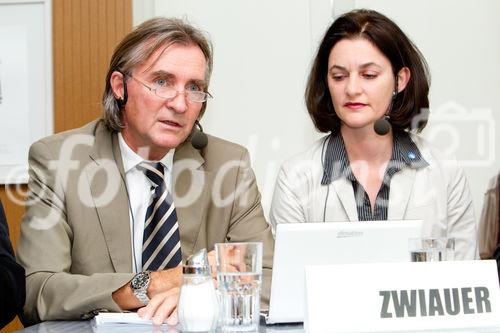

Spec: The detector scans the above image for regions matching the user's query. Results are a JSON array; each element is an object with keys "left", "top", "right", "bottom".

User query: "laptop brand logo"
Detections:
[{"left": 336, "top": 231, "right": 363, "bottom": 238}]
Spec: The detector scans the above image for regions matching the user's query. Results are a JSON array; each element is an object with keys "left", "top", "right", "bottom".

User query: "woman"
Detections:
[{"left": 269, "top": 9, "right": 477, "bottom": 260}]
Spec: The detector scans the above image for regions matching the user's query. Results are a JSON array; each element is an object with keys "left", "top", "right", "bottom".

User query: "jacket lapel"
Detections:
[
  {"left": 87, "top": 123, "right": 132, "bottom": 273},
  {"left": 173, "top": 142, "right": 210, "bottom": 258},
  {"left": 388, "top": 168, "right": 416, "bottom": 220},
  {"left": 331, "top": 178, "right": 358, "bottom": 221}
]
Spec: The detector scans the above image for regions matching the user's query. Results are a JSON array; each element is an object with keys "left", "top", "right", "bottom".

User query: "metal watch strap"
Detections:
[
  {"left": 131, "top": 271, "right": 151, "bottom": 305},
  {"left": 133, "top": 288, "right": 150, "bottom": 305}
]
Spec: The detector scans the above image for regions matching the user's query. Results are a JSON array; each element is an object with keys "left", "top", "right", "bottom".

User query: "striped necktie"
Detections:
[{"left": 140, "top": 162, "right": 182, "bottom": 271}]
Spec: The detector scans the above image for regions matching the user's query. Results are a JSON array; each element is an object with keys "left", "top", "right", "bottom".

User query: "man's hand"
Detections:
[
  {"left": 112, "top": 266, "right": 182, "bottom": 311},
  {"left": 207, "top": 250, "right": 217, "bottom": 279},
  {"left": 215, "top": 245, "right": 248, "bottom": 273},
  {"left": 137, "top": 287, "right": 180, "bottom": 326},
  {"left": 148, "top": 266, "right": 182, "bottom": 297}
]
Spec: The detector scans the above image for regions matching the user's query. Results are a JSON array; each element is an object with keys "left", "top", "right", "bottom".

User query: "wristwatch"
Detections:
[{"left": 130, "top": 271, "right": 151, "bottom": 305}]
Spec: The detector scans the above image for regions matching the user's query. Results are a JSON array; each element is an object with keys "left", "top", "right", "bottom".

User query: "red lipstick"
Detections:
[{"left": 344, "top": 102, "right": 367, "bottom": 110}]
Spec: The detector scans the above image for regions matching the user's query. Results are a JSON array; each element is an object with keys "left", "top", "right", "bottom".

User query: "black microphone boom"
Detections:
[
  {"left": 191, "top": 120, "right": 208, "bottom": 149},
  {"left": 374, "top": 116, "right": 391, "bottom": 135},
  {"left": 374, "top": 82, "right": 397, "bottom": 135}
]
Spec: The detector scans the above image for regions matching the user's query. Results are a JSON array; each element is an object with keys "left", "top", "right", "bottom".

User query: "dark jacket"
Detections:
[{"left": 0, "top": 200, "right": 26, "bottom": 328}]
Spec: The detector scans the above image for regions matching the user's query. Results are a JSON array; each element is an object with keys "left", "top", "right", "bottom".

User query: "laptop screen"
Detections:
[{"left": 267, "top": 220, "right": 422, "bottom": 324}]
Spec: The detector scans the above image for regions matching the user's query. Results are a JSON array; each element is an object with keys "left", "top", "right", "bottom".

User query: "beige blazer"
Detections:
[{"left": 17, "top": 119, "right": 274, "bottom": 323}]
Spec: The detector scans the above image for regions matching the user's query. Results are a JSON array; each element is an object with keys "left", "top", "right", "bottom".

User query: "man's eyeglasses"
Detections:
[{"left": 128, "top": 75, "right": 213, "bottom": 103}]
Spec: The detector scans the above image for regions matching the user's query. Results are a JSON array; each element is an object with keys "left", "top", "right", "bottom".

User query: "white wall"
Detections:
[{"left": 133, "top": 0, "right": 499, "bottom": 221}]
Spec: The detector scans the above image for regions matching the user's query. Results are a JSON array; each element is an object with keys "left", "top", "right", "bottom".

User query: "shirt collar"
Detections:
[
  {"left": 322, "top": 133, "right": 354, "bottom": 184},
  {"left": 392, "top": 131, "right": 428, "bottom": 169},
  {"left": 117, "top": 133, "right": 175, "bottom": 174},
  {"left": 321, "top": 131, "right": 428, "bottom": 185}
]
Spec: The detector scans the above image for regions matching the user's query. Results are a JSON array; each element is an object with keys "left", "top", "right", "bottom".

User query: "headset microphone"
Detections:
[
  {"left": 191, "top": 120, "right": 208, "bottom": 150},
  {"left": 374, "top": 116, "right": 391, "bottom": 135},
  {"left": 374, "top": 82, "right": 398, "bottom": 136}
]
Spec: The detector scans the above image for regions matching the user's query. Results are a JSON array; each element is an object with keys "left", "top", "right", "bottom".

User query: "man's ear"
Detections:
[
  {"left": 396, "top": 67, "right": 411, "bottom": 93},
  {"left": 110, "top": 71, "right": 125, "bottom": 99}
]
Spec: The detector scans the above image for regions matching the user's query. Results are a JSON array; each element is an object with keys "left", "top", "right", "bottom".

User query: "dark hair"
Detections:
[
  {"left": 102, "top": 17, "right": 213, "bottom": 132},
  {"left": 305, "top": 9, "right": 430, "bottom": 133}
]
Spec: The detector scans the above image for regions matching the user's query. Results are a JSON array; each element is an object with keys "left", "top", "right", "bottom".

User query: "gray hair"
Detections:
[{"left": 102, "top": 17, "right": 213, "bottom": 132}]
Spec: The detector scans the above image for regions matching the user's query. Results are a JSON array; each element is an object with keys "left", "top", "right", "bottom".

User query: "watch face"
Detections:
[{"left": 131, "top": 272, "right": 149, "bottom": 289}]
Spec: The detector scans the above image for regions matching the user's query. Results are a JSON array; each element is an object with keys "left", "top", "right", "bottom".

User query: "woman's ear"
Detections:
[
  {"left": 110, "top": 71, "right": 125, "bottom": 99},
  {"left": 396, "top": 67, "right": 411, "bottom": 93}
]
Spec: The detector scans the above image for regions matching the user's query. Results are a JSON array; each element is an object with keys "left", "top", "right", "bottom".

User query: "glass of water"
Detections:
[
  {"left": 215, "top": 242, "right": 262, "bottom": 332},
  {"left": 409, "top": 237, "right": 455, "bottom": 262}
]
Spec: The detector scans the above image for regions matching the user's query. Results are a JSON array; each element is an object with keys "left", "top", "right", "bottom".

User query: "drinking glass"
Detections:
[
  {"left": 215, "top": 242, "right": 262, "bottom": 332},
  {"left": 409, "top": 237, "right": 455, "bottom": 262}
]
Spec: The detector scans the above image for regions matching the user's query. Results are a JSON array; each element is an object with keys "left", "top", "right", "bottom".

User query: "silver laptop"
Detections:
[{"left": 265, "top": 220, "right": 422, "bottom": 324}]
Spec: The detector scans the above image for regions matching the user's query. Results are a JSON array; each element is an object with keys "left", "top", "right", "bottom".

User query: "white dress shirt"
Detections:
[{"left": 118, "top": 133, "right": 175, "bottom": 272}]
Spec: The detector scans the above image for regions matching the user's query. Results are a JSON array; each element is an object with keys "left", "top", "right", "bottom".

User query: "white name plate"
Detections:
[{"left": 304, "top": 260, "right": 500, "bottom": 333}]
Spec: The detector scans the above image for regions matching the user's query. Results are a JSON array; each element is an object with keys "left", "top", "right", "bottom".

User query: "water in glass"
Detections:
[{"left": 218, "top": 271, "right": 261, "bottom": 332}]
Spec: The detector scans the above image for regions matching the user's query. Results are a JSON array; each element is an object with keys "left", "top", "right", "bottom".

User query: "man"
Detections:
[
  {"left": 17, "top": 18, "right": 273, "bottom": 325},
  {"left": 0, "top": 199, "right": 25, "bottom": 329}
]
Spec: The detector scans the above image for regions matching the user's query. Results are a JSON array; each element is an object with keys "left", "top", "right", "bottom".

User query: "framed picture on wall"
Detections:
[{"left": 0, "top": 0, "right": 53, "bottom": 184}]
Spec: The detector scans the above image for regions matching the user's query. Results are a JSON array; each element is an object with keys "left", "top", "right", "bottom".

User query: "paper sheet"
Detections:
[{"left": 91, "top": 312, "right": 168, "bottom": 326}]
